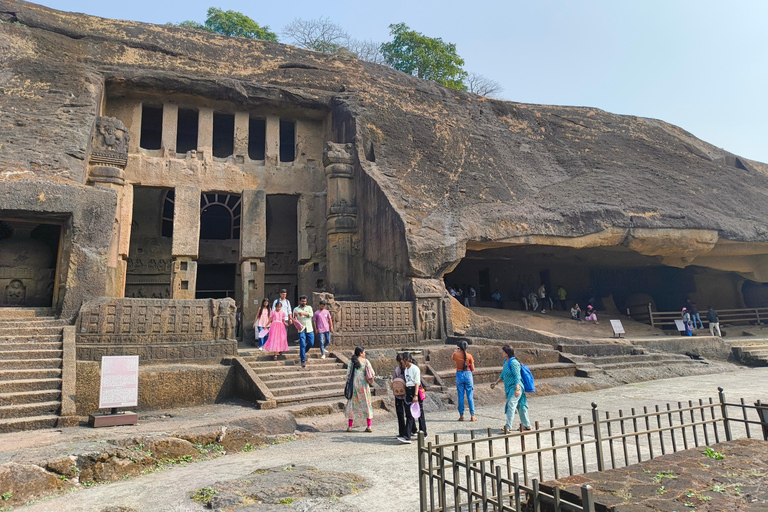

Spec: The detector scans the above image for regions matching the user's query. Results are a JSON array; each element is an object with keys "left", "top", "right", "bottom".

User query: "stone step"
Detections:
[
  {"left": 0, "top": 334, "right": 62, "bottom": 344},
  {"left": 0, "top": 342, "right": 62, "bottom": 351},
  {"left": 1, "top": 368, "right": 61, "bottom": 380},
  {"left": 269, "top": 381, "right": 342, "bottom": 397},
  {"left": 0, "top": 389, "right": 61, "bottom": 406},
  {"left": 0, "top": 349, "right": 63, "bottom": 360},
  {"left": 256, "top": 368, "right": 348, "bottom": 382},
  {"left": 274, "top": 388, "right": 347, "bottom": 407},
  {"left": 600, "top": 358, "right": 705, "bottom": 371},
  {"left": 447, "top": 336, "right": 551, "bottom": 350},
  {"left": 742, "top": 348, "right": 768, "bottom": 357},
  {"left": 0, "top": 326, "right": 63, "bottom": 337},
  {"left": 0, "top": 378, "right": 62, "bottom": 393},
  {"left": 0, "top": 319, "right": 67, "bottom": 329},
  {"left": 588, "top": 353, "right": 690, "bottom": 365},
  {"left": 0, "top": 414, "right": 60, "bottom": 433},
  {"left": 438, "top": 363, "right": 579, "bottom": 382},
  {"left": 0, "top": 308, "right": 54, "bottom": 320},
  {"left": 0, "top": 358, "right": 62, "bottom": 370},
  {"left": 558, "top": 343, "right": 642, "bottom": 357},
  {"left": 251, "top": 361, "right": 343, "bottom": 373},
  {"left": 0, "top": 401, "right": 60, "bottom": 419},
  {"left": 240, "top": 351, "right": 326, "bottom": 362},
  {"left": 260, "top": 371, "right": 348, "bottom": 386}
]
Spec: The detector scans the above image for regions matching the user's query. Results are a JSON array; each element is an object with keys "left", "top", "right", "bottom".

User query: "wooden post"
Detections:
[
  {"left": 718, "top": 387, "right": 733, "bottom": 442},
  {"left": 591, "top": 403, "right": 605, "bottom": 471},
  {"left": 581, "top": 485, "right": 596, "bottom": 512},
  {"left": 648, "top": 303, "right": 655, "bottom": 328},
  {"left": 418, "top": 432, "right": 428, "bottom": 511}
]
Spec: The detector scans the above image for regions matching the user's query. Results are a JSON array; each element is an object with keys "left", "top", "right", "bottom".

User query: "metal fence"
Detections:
[
  {"left": 418, "top": 388, "right": 768, "bottom": 512},
  {"left": 629, "top": 303, "right": 768, "bottom": 329}
]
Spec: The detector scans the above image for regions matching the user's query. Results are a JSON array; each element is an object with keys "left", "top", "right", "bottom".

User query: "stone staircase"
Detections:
[
  {"left": 730, "top": 343, "right": 768, "bottom": 366},
  {"left": 240, "top": 349, "right": 349, "bottom": 407},
  {"left": 0, "top": 308, "right": 67, "bottom": 433}
]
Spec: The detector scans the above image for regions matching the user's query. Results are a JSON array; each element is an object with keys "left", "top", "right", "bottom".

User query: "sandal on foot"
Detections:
[
  {"left": 470, "top": 416, "right": 478, "bottom": 422},
  {"left": 458, "top": 416, "right": 464, "bottom": 421},
  {"left": 346, "top": 426, "right": 352, "bottom": 432},
  {"left": 520, "top": 425, "right": 532, "bottom": 432},
  {"left": 365, "top": 427, "right": 373, "bottom": 433}
]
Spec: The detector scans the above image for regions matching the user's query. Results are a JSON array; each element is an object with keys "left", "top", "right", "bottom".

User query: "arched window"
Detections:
[{"left": 200, "top": 193, "right": 241, "bottom": 240}]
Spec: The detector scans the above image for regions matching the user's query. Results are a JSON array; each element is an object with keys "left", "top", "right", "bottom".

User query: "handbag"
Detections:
[
  {"left": 344, "top": 366, "right": 355, "bottom": 400},
  {"left": 418, "top": 385, "right": 426, "bottom": 402},
  {"left": 364, "top": 361, "right": 375, "bottom": 384}
]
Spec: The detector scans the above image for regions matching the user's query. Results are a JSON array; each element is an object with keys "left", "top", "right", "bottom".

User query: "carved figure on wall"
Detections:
[
  {"left": 90, "top": 116, "right": 130, "bottom": 168},
  {"left": 5, "top": 280, "right": 26, "bottom": 305},
  {"left": 419, "top": 299, "right": 439, "bottom": 340},
  {"left": 211, "top": 298, "right": 236, "bottom": 340}
]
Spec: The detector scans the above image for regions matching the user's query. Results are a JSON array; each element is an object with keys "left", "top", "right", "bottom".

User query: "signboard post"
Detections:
[
  {"left": 610, "top": 319, "right": 625, "bottom": 339},
  {"left": 89, "top": 355, "right": 139, "bottom": 428}
]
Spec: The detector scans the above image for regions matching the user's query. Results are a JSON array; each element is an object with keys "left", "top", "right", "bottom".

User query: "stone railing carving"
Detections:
[
  {"left": 313, "top": 293, "right": 418, "bottom": 348},
  {"left": 76, "top": 297, "right": 237, "bottom": 363}
]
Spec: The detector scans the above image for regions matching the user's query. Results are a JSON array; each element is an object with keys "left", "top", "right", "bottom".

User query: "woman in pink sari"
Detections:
[{"left": 264, "top": 301, "right": 289, "bottom": 360}]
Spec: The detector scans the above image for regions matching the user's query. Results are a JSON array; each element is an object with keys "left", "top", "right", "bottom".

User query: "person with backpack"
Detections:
[
  {"left": 490, "top": 345, "right": 532, "bottom": 433},
  {"left": 451, "top": 341, "right": 477, "bottom": 422},
  {"left": 392, "top": 353, "right": 409, "bottom": 441}
]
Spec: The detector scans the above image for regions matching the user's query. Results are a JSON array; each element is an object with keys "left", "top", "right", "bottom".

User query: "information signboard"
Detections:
[
  {"left": 674, "top": 319, "right": 686, "bottom": 332},
  {"left": 610, "top": 319, "right": 625, "bottom": 337},
  {"left": 99, "top": 355, "right": 139, "bottom": 409}
]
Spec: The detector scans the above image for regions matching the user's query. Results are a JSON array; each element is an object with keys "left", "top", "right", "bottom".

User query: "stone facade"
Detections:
[{"left": 76, "top": 298, "right": 237, "bottom": 363}]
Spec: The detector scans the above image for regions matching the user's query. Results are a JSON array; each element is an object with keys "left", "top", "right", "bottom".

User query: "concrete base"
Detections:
[{"left": 89, "top": 411, "right": 138, "bottom": 428}]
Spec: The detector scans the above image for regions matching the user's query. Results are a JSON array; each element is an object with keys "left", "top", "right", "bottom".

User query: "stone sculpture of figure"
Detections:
[
  {"left": 211, "top": 298, "right": 237, "bottom": 340},
  {"left": 5, "top": 280, "right": 26, "bottom": 305},
  {"left": 94, "top": 116, "right": 130, "bottom": 156},
  {"left": 419, "top": 299, "right": 438, "bottom": 339}
]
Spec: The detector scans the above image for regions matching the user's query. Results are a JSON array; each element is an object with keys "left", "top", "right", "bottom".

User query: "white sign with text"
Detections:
[{"left": 99, "top": 355, "right": 139, "bottom": 409}]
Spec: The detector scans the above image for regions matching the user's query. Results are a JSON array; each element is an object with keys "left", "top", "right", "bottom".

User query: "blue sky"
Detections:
[{"left": 43, "top": 0, "right": 768, "bottom": 163}]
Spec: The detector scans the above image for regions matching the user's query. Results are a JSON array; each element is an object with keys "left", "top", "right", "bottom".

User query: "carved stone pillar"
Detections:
[
  {"left": 171, "top": 186, "right": 201, "bottom": 299},
  {"left": 323, "top": 142, "right": 357, "bottom": 298},
  {"left": 240, "top": 190, "right": 267, "bottom": 339},
  {"left": 87, "top": 116, "right": 131, "bottom": 297}
]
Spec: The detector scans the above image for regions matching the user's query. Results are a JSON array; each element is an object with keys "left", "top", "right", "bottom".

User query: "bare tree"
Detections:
[
  {"left": 282, "top": 17, "right": 350, "bottom": 54},
  {"left": 282, "top": 17, "right": 385, "bottom": 64},
  {"left": 346, "top": 38, "right": 386, "bottom": 65},
  {"left": 466, "top": 73, "right": 504, "bottom": 97}
]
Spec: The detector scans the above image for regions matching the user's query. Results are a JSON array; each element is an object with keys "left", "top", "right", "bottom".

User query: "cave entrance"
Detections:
[
  {"left": 197, "top": 193, "right": 241, "bottom": 301},
  {"left": 265, "top": 195, "right": 298, "bottom": 307},
  {"left": 125, "top": 187, "right": 173, "bottom": 299},
  {"left": 444, "top": 244, "right": 749, "bottom": 314},
  {"left": 0, "top": 218, "right": 63, "bottom": 308}
]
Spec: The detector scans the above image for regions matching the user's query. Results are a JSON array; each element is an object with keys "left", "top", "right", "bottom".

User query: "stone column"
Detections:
[
  {"left": 198, "top": 108, "right": 214, "bottom": 162},
  {"left": 161, "top": 102, "right": 178, "bottom": 156},
  {"left": 240, "top": 190, "right": 267, "bottom": 340},
  {"left": 265, "top": 115, "right": 280, "bottom": 166},
  {"left": 234, "top": 112, "right": 249, "bottom": 162},
  {"left": 87, "top": 116, "right": 131, "bottom": 297},
  {"left": 322, "top": 142, "right": 357, "bottom": 297},
  {"left": 171, "top": 186, "right": 201, "bottom": 299}
]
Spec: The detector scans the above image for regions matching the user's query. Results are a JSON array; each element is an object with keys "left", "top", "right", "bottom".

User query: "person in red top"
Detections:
[
  {"left": 312, "top": 300, "right": 334, "bottom": 359},
  {"left": 451, "top": 341, "right": 477, "bottom": 421}
]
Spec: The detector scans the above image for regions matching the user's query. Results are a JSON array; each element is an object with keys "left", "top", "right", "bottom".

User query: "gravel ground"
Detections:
[{"left": 18, "top": 367, "right": 768, "bottom": 512}]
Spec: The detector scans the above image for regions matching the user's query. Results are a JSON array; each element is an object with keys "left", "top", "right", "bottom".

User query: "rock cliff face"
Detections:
[{"left": 2, "top": 0, "right": 768, "bottom": 285}]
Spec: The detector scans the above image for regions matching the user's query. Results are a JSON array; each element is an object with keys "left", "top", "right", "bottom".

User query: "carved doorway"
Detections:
[
  {"left": 265, "top": 195, "right": 298, "bottom": 307},
  {"left": 0, "top": 219, "right": 62, "bottom": 308}
]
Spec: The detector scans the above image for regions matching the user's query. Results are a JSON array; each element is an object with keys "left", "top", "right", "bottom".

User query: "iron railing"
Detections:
[
  {"left": 632, "top": 303, "right": 768, "bottom": 329},
  {"left": 418, "top": 388, "right": 767, "bottom": 512}
]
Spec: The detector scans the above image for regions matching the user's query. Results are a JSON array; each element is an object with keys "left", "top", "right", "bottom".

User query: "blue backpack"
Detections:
[{"left": 507, "top": 357, "right": 536, "bottom": 394}]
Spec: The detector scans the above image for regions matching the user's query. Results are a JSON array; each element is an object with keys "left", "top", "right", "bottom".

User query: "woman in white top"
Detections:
[{"left": 398, "top": 352, "right": 426, "bottom": 443}]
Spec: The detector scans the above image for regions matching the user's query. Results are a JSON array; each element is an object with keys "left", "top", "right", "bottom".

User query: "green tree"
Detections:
[
  {"left": 173, "top": 7, "right": 278, "bottom": 41},
  {"left": 380, "top": 23, "right": 467, "bottom": 90}
]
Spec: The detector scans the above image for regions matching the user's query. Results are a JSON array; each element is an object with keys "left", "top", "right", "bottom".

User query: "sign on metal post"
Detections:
[
  {"left": 99, "top": 355, "right": 139, "bottom": 409},
  {"left": 610, "top": 320, "right": 625, "bottom": 338}
]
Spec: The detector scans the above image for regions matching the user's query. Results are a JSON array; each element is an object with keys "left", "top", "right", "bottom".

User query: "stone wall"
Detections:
[{"left": 76, "top": 297, "right": 237, "bottom": 363}]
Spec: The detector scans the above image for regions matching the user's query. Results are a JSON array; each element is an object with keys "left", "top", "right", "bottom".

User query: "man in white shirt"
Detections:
[
  {"left": 293, "top": 295, "right": 314, "bottom": 367},
  {"left": 273, "top": 289, "right": 292, "bottom": 322}
]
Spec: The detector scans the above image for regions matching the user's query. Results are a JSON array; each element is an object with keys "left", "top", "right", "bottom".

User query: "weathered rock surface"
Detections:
[
  {"left": 2, "top": 0, "right": 768, "bottom": 286},
  {"left": 193, "top": 464, "right": 368, "bottom": 511}
]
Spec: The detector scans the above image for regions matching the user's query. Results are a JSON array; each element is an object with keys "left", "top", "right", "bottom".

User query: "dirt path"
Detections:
[{"left": 18, "top": 368, "right": 767, "bottom": 512}]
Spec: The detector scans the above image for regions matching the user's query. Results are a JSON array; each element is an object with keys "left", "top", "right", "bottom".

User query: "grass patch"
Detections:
[
  {"left": 703, "top": 447, "right": 724, "bottom": 460},
  {"left": 190, "top": 487, "right": 219, "bottom": 504},
  {"left": 278, "top": 497, "right": 295, "bottom": 504}
]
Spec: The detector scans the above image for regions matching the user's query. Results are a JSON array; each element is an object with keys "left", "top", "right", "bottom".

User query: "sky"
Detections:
[{"left": 42, "top": 0, "right": 768, "bottom": 163}]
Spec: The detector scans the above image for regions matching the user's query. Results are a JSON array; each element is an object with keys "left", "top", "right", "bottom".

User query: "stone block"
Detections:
[
  {"left": 171, "top": 185, "right": 200, "bottom": 257},
  {"left": 240, "top": 189, "right": 266, "bottom": 259}
]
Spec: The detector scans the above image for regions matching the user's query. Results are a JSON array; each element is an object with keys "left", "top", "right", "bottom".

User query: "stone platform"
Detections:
[{"left": 540, "top": 438, "right": 768, "bottom": 511}]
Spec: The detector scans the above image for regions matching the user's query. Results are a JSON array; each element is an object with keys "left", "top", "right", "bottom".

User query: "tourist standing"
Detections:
[
  {"left": 392, "top": 354, "right": 409, "bottom": 441},
  {"left": 293, "top": 295, "right": 314, "bottom": 368},
  {"left": 490, "top": 345, "right": 532, "bottom": 433},
  {"left": 468, "top": 285, "right": 477, "bottom": 307},
  {"left": 312, "top": 300, "right": 334, "bottom": 359},
  {"left": 687, "top": 300, "right": 704, "bottom": 330},
  {"left": 681, "top": 308, "right": 693, "bottom": 336},
  {"left": 528, "top": 290, "right": 539, "bottom": 312},
  {"left": 451, "top": 341, "right": 476, "bottom": 422},
  {"left": 263, "top": 301, "right": 289, "bottom": 360},
  {"left": 272, "top": 289, "right": 292, "bottom": 323},
  {"left": 492, "top": 290, "right": 504, "bottom": 309},
  {"left": 398, "top": 352, "right": 425, "bottom": 443},
  {"left": 345, "top": 347, "right": 375, "bottom": 432},
  {"left": 707, "top": 306, "right": 721, "bottom": 337},
  {"left": 254, "top": 298, "right": 271, "bottom": 349},
  {"left": 557, "top": 285, "right": 567, "bottom": 311},
  {"left": 463, "top": 285, "right": 471, "bottom": 308},
  {"left": 537, "top": 284, "right": 548, "bottom": 313}
]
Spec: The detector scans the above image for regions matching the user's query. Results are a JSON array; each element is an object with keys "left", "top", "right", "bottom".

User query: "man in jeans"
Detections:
[
  {"left": 707, "top": 306, "right": 721, "bottom": 337},
  {"left": 293, "top": 295, "right": 314, "bottom": 368},
  {"left": 312, "top": 300, "right": 334, "bottom": 359}
]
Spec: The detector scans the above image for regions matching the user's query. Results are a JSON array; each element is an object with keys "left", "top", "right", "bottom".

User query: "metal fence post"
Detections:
[
  {"left": 591, "top": 403, "right": 605, "bottom": 471},
  {"left": 418, "top": 432, "right": 428, "bottom": 511},
  {"left": 718, "top": 387, "right": 733, "bottom": 441},
  {"left": 756, "top": 400, "right": 768, "bottom": 441},
  {"left": 581, "top": 485, "right": 595, "bottom": 512}
]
